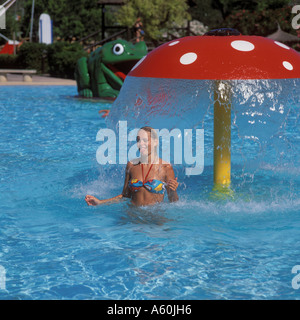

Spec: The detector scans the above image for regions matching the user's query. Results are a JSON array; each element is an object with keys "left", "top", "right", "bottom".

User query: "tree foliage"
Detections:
[
  {"left": 1, "top": 0, "right": 297, "bottom": 45},
  {"left": 114, "top": 0, "right": 191, "bottom": 42},
  {"left": 18, "top": 0, "right": 103, "bottom": 41},
  {"left": 190, "top": 0, "right": 292, "bottom": 30},
  {"left": 47, "top": 41, "right": 87, "bottom": 78},
  {"left": 224, "top": 5, "right": 294, "bottom": 36}
]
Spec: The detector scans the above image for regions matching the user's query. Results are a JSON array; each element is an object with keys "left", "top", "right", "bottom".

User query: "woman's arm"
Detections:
[
  {"left": 165, "top": 164, "right": 179, "bottom": 202},
  {"left": 85, "top": 162, "right": 132, "bottom": 206},
  {"left": 85, "top": 194, "right": 123, "bottom": 206}
]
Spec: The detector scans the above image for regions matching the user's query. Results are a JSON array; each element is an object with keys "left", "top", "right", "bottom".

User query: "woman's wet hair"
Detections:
[{"left": 138, "top": 126, "right": 158, "bottom": 140}]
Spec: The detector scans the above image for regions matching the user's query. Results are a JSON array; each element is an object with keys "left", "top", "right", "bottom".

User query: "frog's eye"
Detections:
[{"left": 113, "top": 44, "right": 124, "bottom": 55}]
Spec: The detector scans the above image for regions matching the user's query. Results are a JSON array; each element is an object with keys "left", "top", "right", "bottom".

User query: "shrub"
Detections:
[
  {"left": 47, "top": 42, "right": 87, "bottom": 79},
  {"left": 0, "top": 54, "right": 20, "bottom": 69},
  {"left": 0, "top": 41, "right": 86, "bottom": 77},
  {"left": 17, "top": 42, "right": 49, "bottom": 73}
]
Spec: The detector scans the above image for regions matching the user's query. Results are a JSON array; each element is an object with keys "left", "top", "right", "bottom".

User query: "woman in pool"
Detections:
[{"left": 85, "top": 126, "right": 179, "bottom": 206}]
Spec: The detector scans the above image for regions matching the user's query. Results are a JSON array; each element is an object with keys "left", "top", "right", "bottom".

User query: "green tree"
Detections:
[
  {"left": 191, "top": 0, "right": 292, "bottom": 30},
  {"left": 0, "top": 0, "right": 25, "bottom": 44},
  {"left": 20, "top": 0, "right": 103, "bottom": 41},
  {"left": 114, "top": 0, "right": 191, "bottom": 43},
  {"left": 224, "top": 5, "right": 297, "bottom": 37},
  {"left": 190, "top": 0, "right": 223, "bottom": 29}
]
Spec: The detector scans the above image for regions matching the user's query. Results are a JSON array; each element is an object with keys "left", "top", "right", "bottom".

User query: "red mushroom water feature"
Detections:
[
  {"left": 123, "top": 28, "right": 300, "bottom": 189},
  {"left": 129, "top": 29, "right": 300, "bottom": 80}
]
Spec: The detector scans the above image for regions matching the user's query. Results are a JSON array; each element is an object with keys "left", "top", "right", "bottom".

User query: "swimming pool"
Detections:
[{"left": 0, "top": 85, "right": 299, "bottom": 300}]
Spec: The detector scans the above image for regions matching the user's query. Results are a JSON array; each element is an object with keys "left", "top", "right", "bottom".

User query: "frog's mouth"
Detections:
[{"left": 106, "top": 59, "right": 140, "bottom": 82}]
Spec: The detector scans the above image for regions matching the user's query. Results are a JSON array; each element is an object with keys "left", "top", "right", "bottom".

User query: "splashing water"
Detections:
[{"left": 0, "top": 85, "right": 299, "bottom": 299}]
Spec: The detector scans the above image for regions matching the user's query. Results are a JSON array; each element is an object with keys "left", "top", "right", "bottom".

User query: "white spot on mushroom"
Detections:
[
  {"left": 274, "top": 41, "right": 290, "bottom": 50},
  {"left": 180, "top": 52, "right": 197, "bottom": 65},
  {"left": 131, "top": 55, "right": 147, "bottom": 71},
  {"left": 169, "top": 40, "right": 180, "bottom": 46},
  {"left": 231, "top": 40, "right": 255, "bottom": 52},
  {"left": 282, "top": 61, "right": 293, "bottom": 70}
]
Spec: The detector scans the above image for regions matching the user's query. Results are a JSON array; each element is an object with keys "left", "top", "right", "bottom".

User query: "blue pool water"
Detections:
[{"left": 0, "top": 85, "right": 299, "bottom": 300}]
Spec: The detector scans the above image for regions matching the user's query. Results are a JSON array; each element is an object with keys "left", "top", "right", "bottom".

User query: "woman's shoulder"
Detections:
[
  {"left": 127, "top": 158, "right": 172, "bottom": 167},
  {"left": 159, "top": 160, "right": 175, "bottom": 177},
  {"left": 159, "top": 158, "right": 172, "bottom": 166},
  {"left": 128, "top": 158, "right": 140, "bottom": 166}
]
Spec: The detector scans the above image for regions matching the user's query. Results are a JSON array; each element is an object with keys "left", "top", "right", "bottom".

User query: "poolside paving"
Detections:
[{"left": 0, "top": 74, "right": 76, "bottom": 86}]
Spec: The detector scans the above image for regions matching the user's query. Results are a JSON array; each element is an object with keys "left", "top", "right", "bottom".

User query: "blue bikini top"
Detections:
[{"left": 128, "top": 163, "right": 165, "bottom": 194}]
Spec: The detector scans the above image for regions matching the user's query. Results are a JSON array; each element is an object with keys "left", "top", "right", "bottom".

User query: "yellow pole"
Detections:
[{"left": 213, "top": 80, "right": 231, "bottom": 186}]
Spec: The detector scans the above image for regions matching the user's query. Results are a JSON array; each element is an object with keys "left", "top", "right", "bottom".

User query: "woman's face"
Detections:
[{"left": 137, "top": 129, "right": 157, "bottom": 157}]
